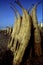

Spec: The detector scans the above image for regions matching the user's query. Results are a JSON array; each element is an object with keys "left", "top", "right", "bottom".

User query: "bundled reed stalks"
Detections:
[{"left": 30, "top": 1, "right": 42, "bottom": 56}]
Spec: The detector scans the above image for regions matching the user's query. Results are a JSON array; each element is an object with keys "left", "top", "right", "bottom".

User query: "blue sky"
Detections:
[{"left": 0, "top": 0, "right": 42, "bottom": 28}]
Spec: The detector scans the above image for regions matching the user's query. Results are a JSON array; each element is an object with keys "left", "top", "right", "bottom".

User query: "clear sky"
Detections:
[{"left": 0, "top": 0, "right": 42, "bottom": 28}]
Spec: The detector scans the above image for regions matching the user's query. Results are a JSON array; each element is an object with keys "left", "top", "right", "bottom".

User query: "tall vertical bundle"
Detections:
[
  {"left": 13, "top": 1, "right": 31, "bottom": 65},
  {"left": 28, "top": 4, "right": 35, "bottom": 57},
  {"left": 8, "top": 3, "right": 22, "bottom": 52},
  {"left": 30, "top": 1, "right": 42, "bottom": 56}
]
